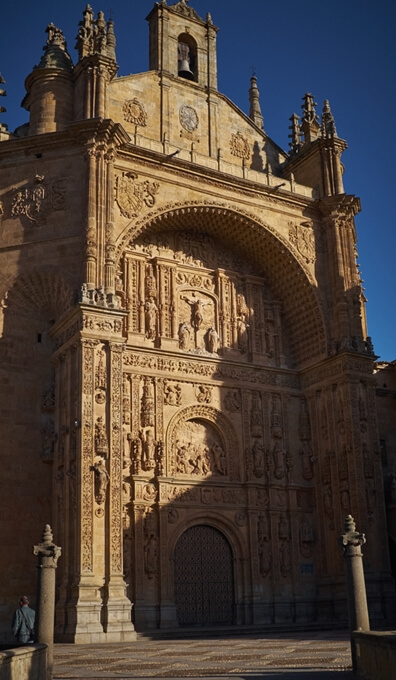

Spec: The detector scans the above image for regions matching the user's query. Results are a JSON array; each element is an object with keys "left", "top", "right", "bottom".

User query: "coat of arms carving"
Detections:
[
  {"left": 288, "top": 222, "right": 315, "bottom": 264},
  {"left": 122, "top": 98, "right": 147, "bottom": 126},
  {"left": 230, "top": 131, "right": 250, "bottom": 160},
  {"left": 115, "top": 172, "right": 159, "bottom": 219}
]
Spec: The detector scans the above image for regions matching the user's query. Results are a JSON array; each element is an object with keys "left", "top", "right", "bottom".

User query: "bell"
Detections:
[{"left": 178, "top": 59, "right": 195, "bottom": 81}]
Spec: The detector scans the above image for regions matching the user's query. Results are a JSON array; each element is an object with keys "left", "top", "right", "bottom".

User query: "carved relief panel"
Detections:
[{"left": 119, "top": 230, "right": 289, "bottom": 366}]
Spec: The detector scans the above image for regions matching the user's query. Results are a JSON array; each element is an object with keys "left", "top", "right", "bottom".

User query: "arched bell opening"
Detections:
[{"left": 177, "top": 33, "right": 197, "bottom": 82}]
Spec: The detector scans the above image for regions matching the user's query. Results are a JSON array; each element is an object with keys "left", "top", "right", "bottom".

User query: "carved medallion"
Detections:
[
  {"left": 122, "top": 98, "right": 147, "bottom": 126},
  {"left": 230, "top": 131, "right": 250, "bottom": 160},
  {"left": 179, "top": 105, "right": 199, "bottom": 132}
]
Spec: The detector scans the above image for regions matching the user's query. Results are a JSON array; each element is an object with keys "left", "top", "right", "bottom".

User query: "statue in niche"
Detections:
[
  {"left": 144, "top": 533, "right": 158, "bottom": 578},
  {"left": 141, "top": 376, "right": 155, "bottom": 427},
  {"left": 273, "top": 440, "right": 286, "bottom": 479},
  {"left": 178, "top": 322, "right": 190, "bottom": 349},
  {"left": 340, "top": 485, "right": 350, "bottom": 512},
  {"left": 224, "top": 390, "right": 241, "bottom": 412},
  {"left": 250, "top": 391, "right": 263, "bottom": 437},
  {"left": 139, "top": 429, "right": 157, "bottom": 471},
  {"left": 94, "top": 416, "right": 108, "bottom": 457},
  {"left": 265, "top": 322, "right": 276, "bottom": 358},
  {"left": 181, "top": 292, "right": 212, "bottom": 330},
  {"left": 300, "top": 441, "right": 314, "bottom": 480},
  {"left": 258, "top": 541, "right": 272, "bottom": 577},
  {"left": 323, "top": 484, "right": 334, "bottom": 528},
  {"left": 144, "top": 297, "right": 158, "bottom": 339},
  {"left": 93, "top": 459, "right": 110, "bottom": 504},
  {"left": 196, "top": 384, "right": 212, "bottom": 404},
  {"left": 164, "top": 382, "right": 182, "bottom": 406},
  {"left": 212, "top": 442, "right": 227, "bottom": 475},
  {"left": 237, "top": 313, "right": 249, "bottom": 353},
  {"left": 271, "top": 394, "right": 283, "bottom": 439},
  {"left": 299, "top": 520, "right": 314, "bottom": 558},
  {"left": 206, "top": 326, "right": 219, "bottom": 353},
  {"left": 252, "top": 440, "right": 266, "bottom": 479},
  {"left": 278, "top": 513, "right": 290, "bottom": 541},
  {"left": 132, "top": 436, "right": 142, "bottom": 474},
  {"left": 279, "top": 541, "right": 291, "bottom": 576}
]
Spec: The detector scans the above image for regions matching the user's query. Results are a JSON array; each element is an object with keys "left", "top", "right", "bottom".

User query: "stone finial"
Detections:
[
  {"left": 106, "top": 19, "right": 117, "bottom": 61},
  {"left": 302, "top": 92, "right": 319, "bottom": 125},
  {"left": 339, "top": 514, "right": 366, "bottom": 553},
  {"left": 288, "top": 113, "right": 302, "bottom": 155},
  {"left": 33, "top": 524, "right": 62, "bottom": 565},
  {"left": 321, "top": 99, "right": 337, "bottom": 139},
  {"left": 300, "top": 92, "right": 320, "bottom": 145},
  {"left": 249, "top": 75, "right": 264, "bottom": 130},
  {"left": 35, "top": 24, "right": 73, "bottom": 71},
  {"left": 76, "top": 5, "right": 117, "bottom": 62}
]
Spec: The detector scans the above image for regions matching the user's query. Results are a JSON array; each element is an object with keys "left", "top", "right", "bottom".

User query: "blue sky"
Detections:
[{"left": 1, "top": 0, "right": 395, "bottom": 361}]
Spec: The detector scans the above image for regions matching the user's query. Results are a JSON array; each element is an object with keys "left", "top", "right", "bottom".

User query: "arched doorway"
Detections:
[{"left": 174, "top": 525, "right": 234, "bottom": 626}]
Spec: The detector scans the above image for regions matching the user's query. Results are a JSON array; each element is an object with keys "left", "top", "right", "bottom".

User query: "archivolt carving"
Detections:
[
  {"left": 166, "top": 405, "right": 240, "bottom": 481},
  {"left": 115, "top": 201, "right": 326, "bottom": 366}
]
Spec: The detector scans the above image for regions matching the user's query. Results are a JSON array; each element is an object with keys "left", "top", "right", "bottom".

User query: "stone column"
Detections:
[
  {"left": 33, "top": 525, "right": 62, "bottom": 680},
  {"left": 339, "top": 515, "right": 370, "bottom": 671}
]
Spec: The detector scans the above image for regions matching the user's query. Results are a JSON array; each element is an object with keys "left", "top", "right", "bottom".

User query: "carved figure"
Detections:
[
  {"left": 196, "top": 384, "right": 212, "bottom": 404},
  {"left": 250, "top": 391, "right": 263, "bottom": 437},
  {"left": 144, "top": 297, "right": 158, "bottom": 339},
  {"left": 237, "top": 313, "right": 249, "bottom": 353},
  {"left": 258, "top": 542, "right": 272, "bottom": 577},
  {"left": 182, "top": 293, "right": 212, "bottom": 330},
  {"left": 178, "top": 322, "right": 190, "bottom": 349},
  {"left": 164, "top": 382, "right": 182, "bottom": 406},
  {"left": 273, "top": 441, "right": 286, "bottom": 479},
  {"left": 278, "top": 514, "right": 290, "bottom": 541},
  {"left": 211, "top": 442, "right": 227, "bottom": 475},
  {"left": 144, "top": 534, "right": 158, "bottom": 578},
  {"left": 140, "top": 429, "right": 156, "bottom": 471},
  {"left": 300, "top": 441, "right": 314, "bottom": 480},
  {"left": 176, "top": 441, "right": 191, "bottom": 474},
  {"left": 252, "top": 440, "right": 266, "bottom": 479},
  {"left": 94, "top": 417, "right": 108, "bottom": 457},
  {"left": 224, "top": 390, "right": 241, "bottom": 412},
  {"left": 206, "top": 326, "right": 219, "bottom": 353},
  {"left": 143, "top": 483, "right": 157, "bottom": 502},
  {"left": 93, "top": 460, "right": 110, "bottom": 505},
  {"left": 299, "top": 520, "right": 314, "bottom": 558},
  {"left": 279, "top": 541, "right": 291, "bottom": 576}
]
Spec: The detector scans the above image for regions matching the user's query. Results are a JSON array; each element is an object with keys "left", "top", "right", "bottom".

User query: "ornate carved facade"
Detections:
[{"left": 0, "top": 1, "right": 394, "bottom": 643}]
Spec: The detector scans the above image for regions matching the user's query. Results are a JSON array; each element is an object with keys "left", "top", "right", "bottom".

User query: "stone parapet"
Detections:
[{"left": 353, "top": 630, "right": 396, "bottom": 680}]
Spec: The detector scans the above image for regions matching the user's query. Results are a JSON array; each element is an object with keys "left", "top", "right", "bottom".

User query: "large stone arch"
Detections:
[
  {"left": 166, "top": 403, "right": 241, "bottom": 481},
  {"left": 115, "top": 201, "right": 327, "bottom": 367}
]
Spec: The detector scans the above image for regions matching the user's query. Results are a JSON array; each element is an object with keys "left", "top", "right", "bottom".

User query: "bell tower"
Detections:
[{"left": 146, "top": 0, "right": 218, "bottom": 90}]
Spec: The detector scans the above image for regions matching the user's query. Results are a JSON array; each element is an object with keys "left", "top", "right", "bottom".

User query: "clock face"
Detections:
[{"left": 179, "top": 105, "right": 199, "bottom": 132}]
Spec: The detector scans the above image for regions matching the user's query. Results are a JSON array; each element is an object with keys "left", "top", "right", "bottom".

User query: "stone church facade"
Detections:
[{"left": 0, "top": 1, "right": 394, "bottom": 643}]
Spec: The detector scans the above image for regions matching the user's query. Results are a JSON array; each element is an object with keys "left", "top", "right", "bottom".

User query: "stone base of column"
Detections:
[{"left": 133, "top": 602, "right": 158, "bottom": 630}]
